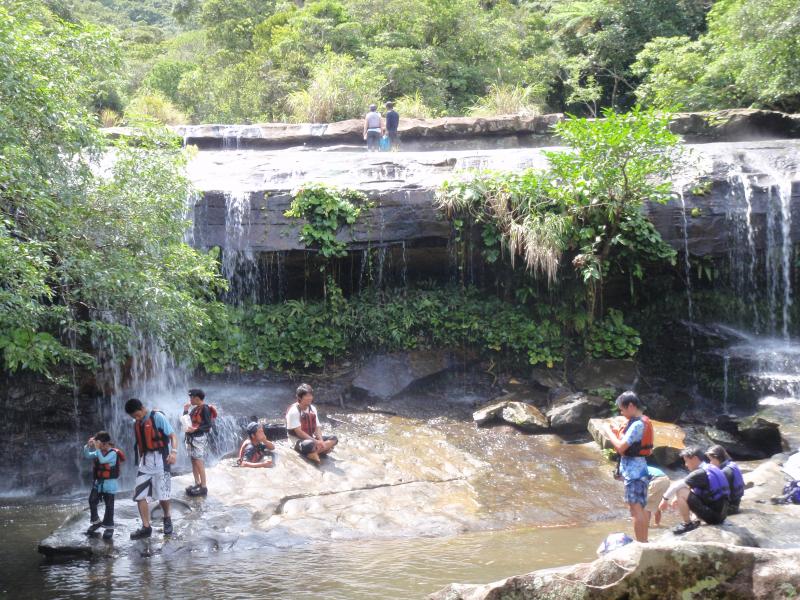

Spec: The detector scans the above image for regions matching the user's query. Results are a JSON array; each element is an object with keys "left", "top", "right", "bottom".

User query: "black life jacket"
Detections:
[{"left": 93, "top": 448, "right": 125, "bottom": 480}]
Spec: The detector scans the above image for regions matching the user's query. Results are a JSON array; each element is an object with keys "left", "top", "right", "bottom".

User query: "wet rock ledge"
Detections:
[
  {"left": 431, "top": 455, "right": 800, "bottom": 600},
  {"left": 102, "top": 109, "right": 800, "bottom": 150}
]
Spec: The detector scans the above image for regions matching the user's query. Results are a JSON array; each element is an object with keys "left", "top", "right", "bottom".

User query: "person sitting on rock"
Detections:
[
  {"left": 600, "top": 391, "right": 655, "bottom": 543},
  {"left": 707, "top": 444, "right": 745, "bottom": 514},
  {"left": 238, "top": 422, "right": 275, "bottom": 468},
  {"left": 658, "top": 447, "right": 730, "bottom": 535},
  {"left": 645, "top": 464, "right": 670, "bottom": 527},
  {"left": 83, "top": 431, "right": 124, "bottom": 540},
  {"left": 285, "top": 383, "right": 338, "bottom": 464}
]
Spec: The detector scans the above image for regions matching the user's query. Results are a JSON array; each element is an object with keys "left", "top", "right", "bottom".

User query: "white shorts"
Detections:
[
  {"left": 185, "top": 434, "right": 208, "bottom": 460},
  {"left": 133, "top": 470, "right": 171, "bottom": 502}
]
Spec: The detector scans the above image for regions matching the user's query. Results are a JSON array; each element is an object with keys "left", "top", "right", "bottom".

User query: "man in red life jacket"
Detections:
[
  {"left": 238, "top": 422, "right": 275, "bottom": 468},
  {"left": 600, "top": 391, "right": 654, "bottom": 543},
  {"left": 183, "top": 388, "right": 215, "bottom": 497},
  {"left": 125, "top": 398, "right": 178, "bottom": 540},
  {"left": 285, "top": 383, "right": 338, "bottom": 464},
  {"left": 83, "top": 430, "right": 124, "bottom": 540}
]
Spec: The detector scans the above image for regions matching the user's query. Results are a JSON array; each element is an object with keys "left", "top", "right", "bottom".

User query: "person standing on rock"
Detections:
[
  {"left": 363, "top": 104, "right": 382, "bottom": 152},
  {"left": 706, "top": 445, "right": 744, "bottom": 514},
  {"left": 83, "top": 431, "right": 124, "bottom": 540},
  {"left": 286, "top": 383, "right": 338, "bottom": 464},
  {"left": 658, "top": 447, "right": 730, "bottom": 534},
  {"left": 384, "top": 101, "right": 400, "bottom": 150},
  {"left": 183, "top": 388, "right": 216, "bottom": 497},
  {"left": 600, "top": 391, "right": 655, "bottom": 543},
  {"left": 125, "top": 398, "right": 178, "bottom": 540}
]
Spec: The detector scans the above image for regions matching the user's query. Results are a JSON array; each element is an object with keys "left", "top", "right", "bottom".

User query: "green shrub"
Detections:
[
  {"left": 126, "top": 91, "right": 187, "bottom": 125},
  {"left": 394, "top": 91, "right": 437, "bottom": 119},
  {"left": 287, "top": 53, "right": 386, "bottom": 123},
  {"left": 469, "top": 83, "right": 544, "bottom": 117}
]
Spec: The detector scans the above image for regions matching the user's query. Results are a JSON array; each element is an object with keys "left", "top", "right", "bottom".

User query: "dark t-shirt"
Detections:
[
  {"left": 386, "top": 110, "right": 399, "bottom": 133},
  {"left": 185, "top": 404, "right": 214, "bottom": 438},
  {"left": 685, "top": 467, "right": 726, "bottom": 510}
]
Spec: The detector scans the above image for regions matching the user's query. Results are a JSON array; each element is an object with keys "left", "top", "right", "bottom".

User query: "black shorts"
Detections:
[
  {"left": 294, "top": 435, "right": 337, "bottom": 455},
  {"left": 687, "top": 492, "right": 727, "bottom": 524}
]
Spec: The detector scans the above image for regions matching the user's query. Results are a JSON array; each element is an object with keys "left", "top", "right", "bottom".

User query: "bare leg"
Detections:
[
  {"left": 137, "top": 499, "right": 151, "bottom": 528},
  {"left": 194, "top": 458, "right": 206, "bottom": 487},
  {"left": 159, "top": 499, "right": 171, "bottom": 518},
  {"left": 654, "top": 509, "right": 662, "bottom": 526},
  {"left": 629, "top": 502, "right": 648, "bottom": 542},
  {"left": 673, "top": 487, "right": 692, "bottom": 523},
  {"left": 318, "top": 438, "right": 338, "bottom": 456}
]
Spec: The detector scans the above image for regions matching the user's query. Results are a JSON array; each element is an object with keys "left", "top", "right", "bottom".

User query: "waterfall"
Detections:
[
  {"left": 94, "top": 329, "right": 241, "bottom": 491},
  {"left": 728, "top": 168, "right": 761, "bottom": 331},
  {"left": 722, "top": 353, "right": 730, "bottom": 414},
  {"left": 778, "top": 177, "right": 793, "bottom": 340},
  {"left": 221, "top": 191, "right": 260, "bottom": 305},
  {"left": 678, "top": 190, "right": 696, "bottom": 371}
]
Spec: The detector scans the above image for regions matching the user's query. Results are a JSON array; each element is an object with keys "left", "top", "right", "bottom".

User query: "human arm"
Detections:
[
  {"left": 601, "top": 419, "right": 640, "bottom": 455},
  {"left": 240, "top": 457, "right": 273, "bottom": 468},
  {"left": 188, "top": 405, "right": 213, "bottom": 434},
  {"left": 167, "top": 432, "right": 178, "bottom": 464},
  {"left": 83, "top": 440, "right": 98, "bottom": 460}
]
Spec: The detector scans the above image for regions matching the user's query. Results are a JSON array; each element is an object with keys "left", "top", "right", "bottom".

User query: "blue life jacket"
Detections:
[
  {"left": 693, "top": 462, "right": 730, "bottom": 503},
  {"left": 721, "top": 460, "right": 745, "bottom": 504}
]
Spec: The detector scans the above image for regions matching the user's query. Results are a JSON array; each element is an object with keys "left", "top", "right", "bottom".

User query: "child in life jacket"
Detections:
[{"left": 83, "top": 430, "right": 125, "bottom": 540}]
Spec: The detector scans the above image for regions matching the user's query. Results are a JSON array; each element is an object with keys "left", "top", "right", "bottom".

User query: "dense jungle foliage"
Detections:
[
  {"left": 0, "top": 0, "right": 706, "bottom": 379},
  {"left": 47, "top": 0, "right": 800, "bottom": 124}
]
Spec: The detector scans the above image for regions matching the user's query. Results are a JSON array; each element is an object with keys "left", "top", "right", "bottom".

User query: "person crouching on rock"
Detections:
[
  {"left": 286, "top": 383, "right": 338, "bottom": 464},
  {"left": 238, "top": 422, "right": 275, "bottom": 468},
  {"left": 658, "top": 447, "right": 730, "bottom": 535},
  {"left": 600, "top": 391, "right": 654, "bottom": 543},
  {"left": 125, "top": 398, "right": 178, "bottom": 540},
  {"left": 707, "top": 444, "right": 745, "bottom": 514},
  {"left": 83, "top": 431, "right": 125, "bottom": 540}
]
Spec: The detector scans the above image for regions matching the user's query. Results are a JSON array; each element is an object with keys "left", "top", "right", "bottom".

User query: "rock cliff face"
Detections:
[{"left": 187, "top": 138, "right": 800, "bottom": 267}]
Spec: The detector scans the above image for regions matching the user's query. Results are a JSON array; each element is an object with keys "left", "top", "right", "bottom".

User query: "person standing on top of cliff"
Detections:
[
  {"left": 384, "top": 101, "right": 400, "bottom": 151},
  {"left": 363, "top": 104, "right": 382, "bottom": 152},
  {"left": 600, "top": 391, "right": 655, "bottom": 543}
]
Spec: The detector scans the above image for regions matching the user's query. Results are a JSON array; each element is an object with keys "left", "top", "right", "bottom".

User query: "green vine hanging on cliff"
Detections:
[{"left": 284, "top": 183, "right": 369, "bottom": 259}]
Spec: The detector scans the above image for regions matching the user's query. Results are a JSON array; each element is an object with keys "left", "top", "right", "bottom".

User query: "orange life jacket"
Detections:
[
  {"left": 93, "top": 448, "right": 125, "bottom": 480},
  {"left": 621, "top": 415, "right": 654, "bottom": 457},
  {"left": 190, "top": 403, "right": 218, "bottom": 430},
  {"left": 134, "top": 410, "right": 169, "bottom": 459}
]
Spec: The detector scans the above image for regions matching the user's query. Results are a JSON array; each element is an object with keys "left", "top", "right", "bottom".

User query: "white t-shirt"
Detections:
[{"left": 286, "top": 403, "right": 318, "bottom": 439}]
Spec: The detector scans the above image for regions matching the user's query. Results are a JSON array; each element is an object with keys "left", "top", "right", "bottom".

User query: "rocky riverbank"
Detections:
[{"left": 431, "top": 449, "right": 800, "bottom": 599}]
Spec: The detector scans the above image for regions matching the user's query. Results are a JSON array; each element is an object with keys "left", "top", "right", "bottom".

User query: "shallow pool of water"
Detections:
[{"left": 0, "top": 500, "right": 631, "bottom": 600}]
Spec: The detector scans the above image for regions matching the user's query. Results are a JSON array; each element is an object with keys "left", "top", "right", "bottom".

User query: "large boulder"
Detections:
[
  {"left": 473, "top": 395, "right": 549, "bottom": 433},
  {"left": 640, "top": 391, "right": 690, "bottom": 422},
  {"left": 588, "top": 417, "right": 686, "bottom": 466},
  {"left": 500, "top": 402, "right": 549, "bottom": 433},
  {"left": 430, "top": 542, "right": 800, "bottom": 600},
  {"left": 547, "top": 393, "right": 609, "bottom": 433},
  {"left": 350, "top": 350, "right": 461, "bottom": 401},
  {"left": 710, "top": 415, "right": 785, "bottom": 459},
  {"left": 571, "top": 359, "right": 638, "bottom": 392}
]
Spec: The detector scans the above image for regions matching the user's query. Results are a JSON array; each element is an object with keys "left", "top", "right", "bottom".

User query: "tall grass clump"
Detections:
[
  {"left": 288, "top": 54, "right": 386, "bottom": 123},
  {"left": 393, "top": 91, "right": 437, "bottom": 118},
  {"left": 469, "top": 83, "right": 544, "bottom": 117},
  {"left": 126, "top": 91, "right": 187, "bottom": 125}
]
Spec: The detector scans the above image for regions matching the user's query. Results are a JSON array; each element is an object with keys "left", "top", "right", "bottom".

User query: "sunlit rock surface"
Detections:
[{"left": 588, "top": 417, "right": 687, "bottom": 466}]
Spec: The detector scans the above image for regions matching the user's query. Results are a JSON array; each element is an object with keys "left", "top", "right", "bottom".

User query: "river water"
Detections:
[
  {"left": 0, "top": 500, "right": 630, "bottom": 599},
  {"left": 1, "top": 377, "right": 639, "bottom": 599}
]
